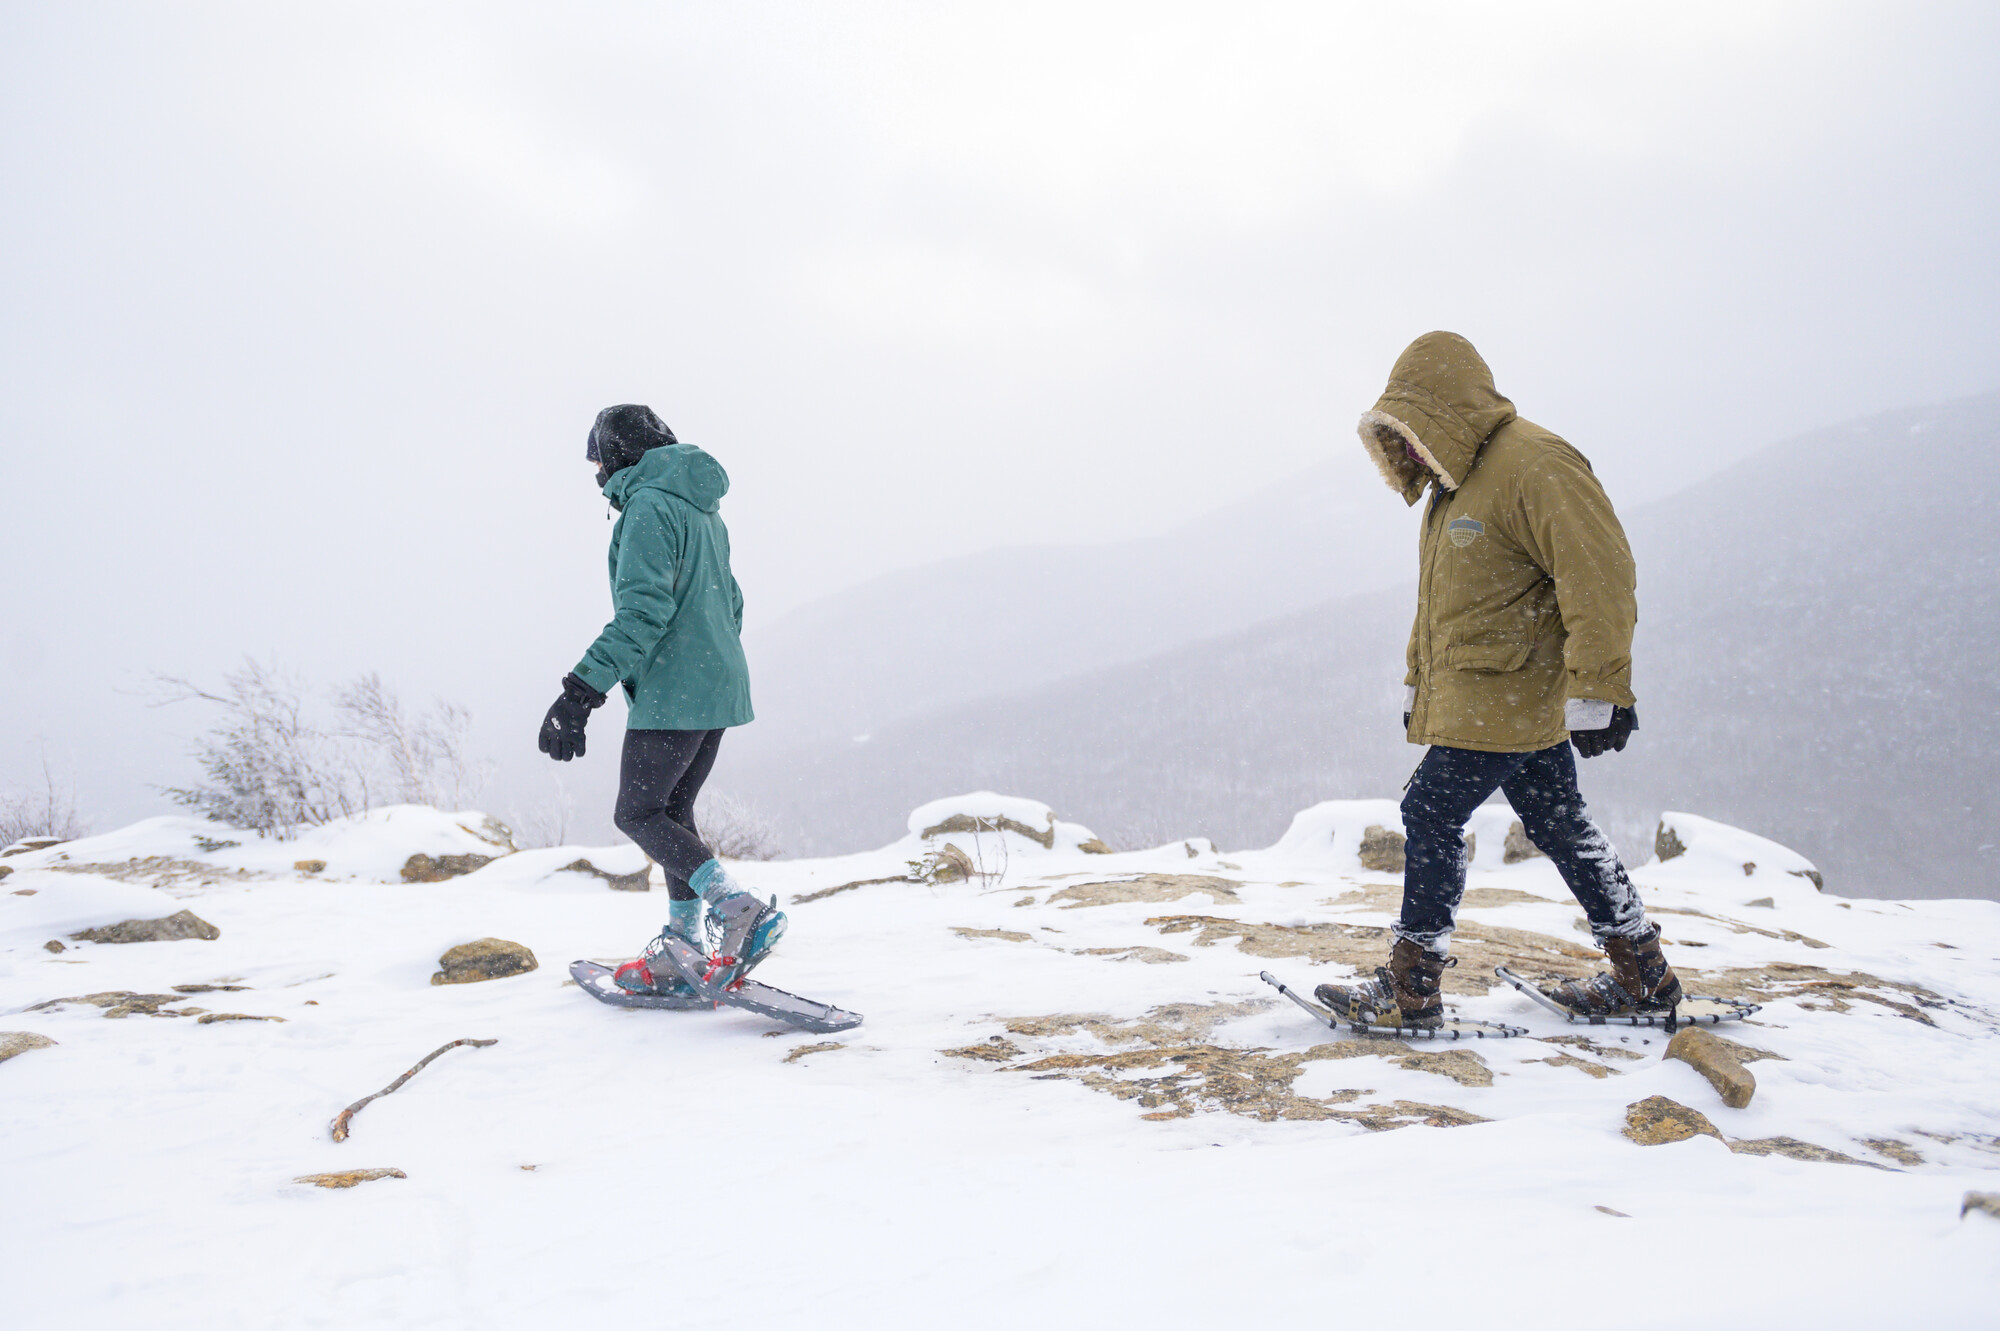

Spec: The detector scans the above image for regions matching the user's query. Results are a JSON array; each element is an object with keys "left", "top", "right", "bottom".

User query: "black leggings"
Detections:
[{"left": 612, "top": 728, "right": 725, "bottom": 901}]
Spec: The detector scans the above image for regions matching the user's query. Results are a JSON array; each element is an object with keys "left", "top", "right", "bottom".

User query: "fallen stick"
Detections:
[{"left": 329, "top": 1037, "right": 497, "bottom": 1143}]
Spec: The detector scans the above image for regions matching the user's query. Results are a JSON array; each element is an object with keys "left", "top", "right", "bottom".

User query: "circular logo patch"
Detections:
[{"left": 1447, "top": 517, "right": 1485, "bottom": 548}]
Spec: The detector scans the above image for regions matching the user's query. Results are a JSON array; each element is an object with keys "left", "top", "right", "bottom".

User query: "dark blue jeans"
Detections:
[{"left": 1396, "top": 742, "right": 1648, "bottom": 954}]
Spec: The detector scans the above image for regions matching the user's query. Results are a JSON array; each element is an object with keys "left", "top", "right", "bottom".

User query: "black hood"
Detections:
[{"left": 587, "top": 404, "right": 679, "bottom": 483}]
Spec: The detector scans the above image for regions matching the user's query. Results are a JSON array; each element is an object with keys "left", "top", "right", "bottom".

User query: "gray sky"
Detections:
[{"left": 3, "top": 1, "right": 1997, "bottom": 832}]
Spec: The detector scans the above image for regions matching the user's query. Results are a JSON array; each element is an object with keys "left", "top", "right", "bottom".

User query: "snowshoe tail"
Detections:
[{"left": 1493, "top": 966, "right": 1759, "bottom": 1027}]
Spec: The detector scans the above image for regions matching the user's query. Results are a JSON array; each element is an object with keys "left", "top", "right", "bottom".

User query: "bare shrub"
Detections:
[
  {"left": 153, "top": 657, "right": 488, "bottom": 840},
  {"left": 696, "top": 790, "right": 782, "bottom": 861},
  {"left": 0, "top": 760, "right": 87, "bottom": 847},
  {"left": 333, "top": 673, "right": 488, "bottom": 811}
]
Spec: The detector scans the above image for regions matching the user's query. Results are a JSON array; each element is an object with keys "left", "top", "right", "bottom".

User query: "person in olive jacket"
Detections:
[
  {"left": 1315, "top": 333, "right": 1681, "bottom": 1029},
  {"left": 538, "top": 404, "right": 783, "bottom": 997}
]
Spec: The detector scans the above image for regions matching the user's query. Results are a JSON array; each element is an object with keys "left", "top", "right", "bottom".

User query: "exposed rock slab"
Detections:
[
  {"left": 1963, "top": 1192, "right": 2000, "bottom": 1221},
  {"left": 1072, "top": 946, "right": 1188, "bottom": 964},
  {"left": 430, "top": 937, "right": 538, "bottom": 985},
  {"left": 1049, "top": 874, "right": 1240, "bottom": 909},
  {"left": 295, "top": 1169, "right": 406, "bottom": 1189},
  {"left": 943, "top": 1037, "right": 1024, "bottom": 1062},
  {"left": 69, "top": 910, "right": 220, "bottom": 944},
  {"left": 1728, "top": 1137, "right": 1878, "bottom": 1167},
  {"left": 1145, "top": 913, "right": 1600, "bottom": 994}
]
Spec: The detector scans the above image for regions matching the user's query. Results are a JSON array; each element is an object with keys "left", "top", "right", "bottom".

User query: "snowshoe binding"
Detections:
[{"left": 612, "top": 898, "right": 707, "bottom": 999}]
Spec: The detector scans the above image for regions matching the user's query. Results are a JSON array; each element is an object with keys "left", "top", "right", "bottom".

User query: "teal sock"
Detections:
[
  {"left": 668, "top": 896, "right": 704, "bottom": 944},
  {"left": 690, "top": 858, "right": 740, "bottom": 906}
]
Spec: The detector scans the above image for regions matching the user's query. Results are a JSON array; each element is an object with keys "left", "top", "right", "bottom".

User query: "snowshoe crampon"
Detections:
[
  {"left": 1493, "top": 966, "right": 1759, "bottom": 1027},
  {"left": 1259, "top": 971, "right": 1526, "bottom": 1040}
]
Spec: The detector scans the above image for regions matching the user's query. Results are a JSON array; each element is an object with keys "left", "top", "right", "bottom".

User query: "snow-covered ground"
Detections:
[{"left": 4, "top": 795, "right": 1997, "bottom": 1328}]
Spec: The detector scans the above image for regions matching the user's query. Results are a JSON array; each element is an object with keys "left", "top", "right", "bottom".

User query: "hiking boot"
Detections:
[
  {"left": 1547, "top": 922, "right": 1683, "bottom": 1016},
  {"left": 704, "top": 890, "right": 787, "bottom": 987},
  {"left": 1314, "top": 936, "right": 1454, "bottom": 1030},
  {"left": 613, "top": 898, "right": 706, "bottom": 997}
]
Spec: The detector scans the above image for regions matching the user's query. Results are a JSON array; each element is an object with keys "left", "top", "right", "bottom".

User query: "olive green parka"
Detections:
[
  {"left": 571, "top": 444, "right": 754, "bottom": 731},
  {"left": 1360, "top": 332, "right": 1636, "bottom": 753}
]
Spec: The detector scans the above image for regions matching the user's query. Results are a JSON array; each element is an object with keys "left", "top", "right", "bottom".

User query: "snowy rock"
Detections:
[
  {"left": 401, "top": 853, "right": 498, "bottom": 883},
  {"left": 1622, "top": 1096, "right": 1723, "bottom": 1145},
  {"left": 1503, "top": 821, "right": 1546, "bottom": 863},
  {"left": 1648, "top": 812, "right": 1822, "bottom": 894},
  {"left": 903, "top": 793, "right": 1105, "bottom": 856},
  {"left": 1269, "top": 800, "right": 1490, "bottom": 872},
  {"left": 558, "top": 857, "right": 650, "bottom": 892},
  {"left": 0, "top": 1032, "right": 56, "bottom": 1064},
  {"left": 430, "top": 938, "right": 538, "bottom": 985},
  {"left": 1358, "top": 825, "right": 1405, "bottom": 873},
  {"left": 1666, "top": 1027, "right": 1757, "bottom": 1108},
  {"left": 42, "top": 940, "right": 63, "bottom": 953},
  {"left": 69, "top": 909, "right": 220, "bottom": 944},
  {"left": 1962, "top": 1192, "right": 2000, "bottom": 1222},
  {"left": 293, "top": 860, "right": 326, "bottom": 873},
  {"left": 0, "top": 865, "right": 12, "bottom": 881},
  {"left": 1, "top": 837, "right": 66, "bottom": 857},
  {"left": 927, "top": 844, "right": 976, "bottom": 884}
]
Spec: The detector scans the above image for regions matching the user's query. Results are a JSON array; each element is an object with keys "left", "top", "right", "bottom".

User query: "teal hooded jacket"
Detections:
[{"left": 571, "top": 444, "right": 754, "bottom": 730}]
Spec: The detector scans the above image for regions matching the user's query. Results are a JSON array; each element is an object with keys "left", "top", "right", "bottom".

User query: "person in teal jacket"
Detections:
[{"left": 537, "top": 403, "right": 783, "bottom": 996}]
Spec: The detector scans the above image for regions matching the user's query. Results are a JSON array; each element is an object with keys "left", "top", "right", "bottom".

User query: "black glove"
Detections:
[
  {"left": 1572, "top": 705, "right": 1638, "bottom": 759},
  {"left": 539, "top": 673, "right": 606, "bottom": 762}
]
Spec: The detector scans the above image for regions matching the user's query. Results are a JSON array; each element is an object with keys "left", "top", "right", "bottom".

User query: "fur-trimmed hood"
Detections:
[{"left": 1358, "top": 332, "right": 1516, "bottom": 505}]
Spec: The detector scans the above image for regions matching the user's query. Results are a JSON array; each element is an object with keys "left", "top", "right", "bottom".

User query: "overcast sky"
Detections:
[{"left": 4, "top": 1, "right": 1997, "bottom": 831}]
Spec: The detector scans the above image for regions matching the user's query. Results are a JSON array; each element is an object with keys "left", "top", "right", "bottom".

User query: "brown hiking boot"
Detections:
[
  {"left": 1314, "top": 936, "right": 1455, "bottom": 1030},
  {"left": 1547, "top": 922, "right": 1683, "bottom": 1016}
]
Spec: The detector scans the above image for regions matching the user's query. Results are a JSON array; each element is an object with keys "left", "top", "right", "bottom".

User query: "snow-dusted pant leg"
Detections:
[
  {"left": 1500, "top": 744, "right": 1649, "bottom": 945},
  {"left": 1397, "top": 745, "right": 1517, "bottom": 954},
  {"left": 613, "top": 728, "right": 725, "bottom": 900}
]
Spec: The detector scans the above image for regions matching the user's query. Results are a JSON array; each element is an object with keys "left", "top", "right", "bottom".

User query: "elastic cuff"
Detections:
[
  {"left": 566, "top": 669, "right": 610, "bottom": 706},
  {"left": 1391, "top": 924, "right": 1453, "bottom": 957},
  {"left": 1564, "top": 697, "right": 1614, "bottom": 731}
]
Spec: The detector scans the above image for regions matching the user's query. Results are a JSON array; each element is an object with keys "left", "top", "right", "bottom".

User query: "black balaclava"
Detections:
[{"left": 586, "top": 404, "right": 678, "bottom": 489}]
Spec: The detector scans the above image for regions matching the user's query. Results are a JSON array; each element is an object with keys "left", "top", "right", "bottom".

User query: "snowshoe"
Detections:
[
  {"left": 1494, "top": 966, "right": 1759, "bottom": 1028},
  {"left": 1263, "top": 971, "right": 1525, "bottom": 1040}
]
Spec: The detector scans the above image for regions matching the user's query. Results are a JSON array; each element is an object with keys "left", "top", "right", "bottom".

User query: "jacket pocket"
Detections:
[{"left": 1444, "top": 636, "right": 1533, "bottom": 673}]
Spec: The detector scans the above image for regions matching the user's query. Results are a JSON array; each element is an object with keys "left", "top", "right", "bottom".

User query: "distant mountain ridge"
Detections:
[{"left": 722, "top": 392, "right": 2000, "bottom": 900}]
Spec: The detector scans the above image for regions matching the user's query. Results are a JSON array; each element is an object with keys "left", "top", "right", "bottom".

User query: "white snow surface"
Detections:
[{"left": 3, "top": 796, "right": 1998, "bottom": 1327}]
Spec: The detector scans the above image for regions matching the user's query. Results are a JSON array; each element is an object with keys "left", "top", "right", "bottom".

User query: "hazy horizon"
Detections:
[{"left": 5, "top": 4, "right": 1997, "bottom": 865}]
